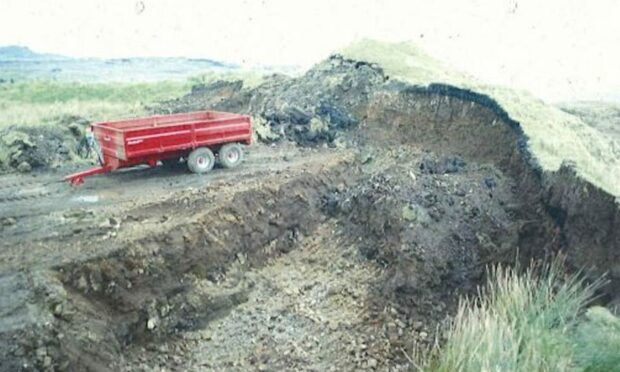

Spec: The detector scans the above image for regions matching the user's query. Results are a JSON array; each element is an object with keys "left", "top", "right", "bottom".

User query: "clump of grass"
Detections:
[{"left": 418, "top": 258, "right": 615, "bottom": 371}]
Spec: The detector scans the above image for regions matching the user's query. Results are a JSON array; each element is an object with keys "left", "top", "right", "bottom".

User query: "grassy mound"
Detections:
[{"left": 340, "top": 40, "right": 620, "bottom": 198}]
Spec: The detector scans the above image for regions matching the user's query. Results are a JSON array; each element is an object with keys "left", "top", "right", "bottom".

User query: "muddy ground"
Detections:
[{"left": 1, "top": 55, "right": 619, "bottom": 371}]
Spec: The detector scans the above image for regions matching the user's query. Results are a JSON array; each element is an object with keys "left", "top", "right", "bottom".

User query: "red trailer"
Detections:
[{"left": 65, "top": 110, "right": 252, "bottom": 185}]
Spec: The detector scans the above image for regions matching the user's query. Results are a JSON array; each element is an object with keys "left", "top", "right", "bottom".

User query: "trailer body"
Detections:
[{"left": 65, "top": 111, "right": 252, "bottom": 185}]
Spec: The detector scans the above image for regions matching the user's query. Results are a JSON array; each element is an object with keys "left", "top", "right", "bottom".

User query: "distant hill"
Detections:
[
  {"left": 0, "top": 45, "right": 245, "bottom": 82},
  {"left": 0, "top": 45, "right": 239, "bottom": 69},
  {"left": 0, "top": 45, "right": 67, "bottom": 61}
]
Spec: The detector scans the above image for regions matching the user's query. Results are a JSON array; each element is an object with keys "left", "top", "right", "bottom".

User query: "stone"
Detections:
[
  {"left": 159, "top": 304, "right": 170, "bottom": 317},
  {"left": 108, "top": 217, "right": 120, "bottom": 229},
  {"left": 367, "top": 358, "right": 378, "bottom": 368},
  {"left": 307, "top": 117, "right": 328, "bottom": 140},
  {"left": 17, "top": 161, "right": 32, "bottom": 173},
  {"left": 53, "top": 303, "right": 63, "bottom": 316},
  {"left": 1, "top": 217, "right": 16, "bottom": 226},
  {"left": 76, "top": 276, "right": 88, "bottom": 291},
  {"left": 147, "top": 317, "right": 159, "bottom": 330},
  {"left": 402, "top": 206, "right": 417, "bottom": 222}
]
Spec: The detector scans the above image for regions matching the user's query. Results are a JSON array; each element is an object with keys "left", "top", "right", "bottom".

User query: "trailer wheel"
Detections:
[
  {"left": 219, "top": 143, "right": 244, "bottom": 169},
  {"left": 188, "top": 148, "right": 215, "bottom": 174}
]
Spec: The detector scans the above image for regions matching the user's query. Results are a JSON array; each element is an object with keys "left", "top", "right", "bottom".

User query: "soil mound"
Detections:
[
  {"left": 154, "top": 55, "right": 386, "bottom": 145},
  {"left": 0, "top": 116, "right": 91, "bottom": 172}
]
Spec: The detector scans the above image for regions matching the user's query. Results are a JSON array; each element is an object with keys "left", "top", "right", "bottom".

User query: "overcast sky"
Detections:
[{"left": 1, "top": 0, "right": 619, "bottom": 102}]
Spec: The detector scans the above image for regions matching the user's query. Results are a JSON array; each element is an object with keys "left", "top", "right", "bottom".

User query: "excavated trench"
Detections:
[
  {"left": 4, "top": 61, "right": 619, "bottom": 370},
  {"left": 22, "top": 165, "right": 356, "bottom": 370},
  {"left": 32, "top": 151, "right": 535, "bottom": 370}
]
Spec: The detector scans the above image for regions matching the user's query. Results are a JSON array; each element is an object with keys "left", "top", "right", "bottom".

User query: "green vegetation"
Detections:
[
  {"left": 0, "top": 70, "right": 270, "bottom": 127},
  {"left": 341, "top": 40, "right": 620, "bottom": 198},
  {"left": 416, "top": 259, "right": 619, "bottom": 371},
  {"left": 188, "top": 69, "right": 271, "bottom": 90},
  {"left": 0, "top": 80, "right": 192, "bottom": 127},
  {"left": 557, "top": 101, "right": 620, "bottom": 139}
]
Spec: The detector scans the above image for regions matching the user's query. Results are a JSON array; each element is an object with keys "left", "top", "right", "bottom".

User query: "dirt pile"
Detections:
[
  {"left": 0, "top": 116, "right": 91, "bottom": 172},
  {"left": 154, "top": 55, "right": 387, "bottom": 145},
  {"left": 357, "top": 81, "right": 620, "bottom": 299},
  {"left": 153, "top": 80, "right": 247, "bottom": 115}
]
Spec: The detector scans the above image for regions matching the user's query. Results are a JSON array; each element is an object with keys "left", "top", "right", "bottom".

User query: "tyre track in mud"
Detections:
[
  {"left": 0, "top": 175, "right": 64, "bottom": 203},
  {"left": 0, "top": 145, "right": 292, "bottom": 217}
]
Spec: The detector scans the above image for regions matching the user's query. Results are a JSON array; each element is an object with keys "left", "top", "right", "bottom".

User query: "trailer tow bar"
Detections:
[{"left": 64, "top": 166, "right": 111, "bottom": 186}]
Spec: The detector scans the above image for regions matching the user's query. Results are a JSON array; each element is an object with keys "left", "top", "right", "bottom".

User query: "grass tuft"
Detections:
[{"left": 417, "top": 257, "right": 617, "bottom": 372}]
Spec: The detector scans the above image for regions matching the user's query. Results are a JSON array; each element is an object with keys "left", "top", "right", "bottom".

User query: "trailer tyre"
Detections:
[
  {"left": 188, "top": 148, "right": 215, "bottom": 174},
  {"left": 219, "top": 143, "right": 244, "bottom": 169}
]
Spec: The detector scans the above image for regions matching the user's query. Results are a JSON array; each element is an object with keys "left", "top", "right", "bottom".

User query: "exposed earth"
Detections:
[{"left": 1, "top": 55, "right": 619, "bottom": 371}]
